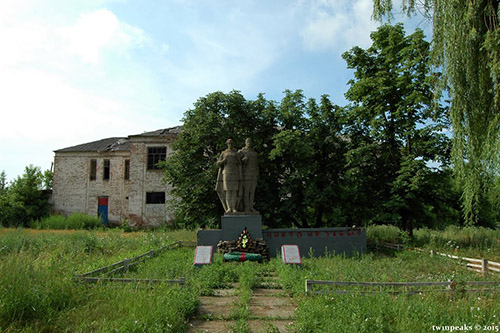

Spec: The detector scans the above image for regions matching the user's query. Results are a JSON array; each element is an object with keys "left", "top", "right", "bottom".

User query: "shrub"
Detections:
[
  {"left": 366, "top": 225, "right": 401, "bottom": 246},
  {"left": 33, "top": 213, "right": 103, "bottom": 230}
]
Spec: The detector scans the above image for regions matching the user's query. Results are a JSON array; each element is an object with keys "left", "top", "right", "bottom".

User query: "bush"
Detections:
[
  {"left": 414, "top": 225, "right": 500, "bottom": 251},
  {"left": 366, "top": 225, "right": 401, "bottom": 246},
  {"left": 33, "top": 213, "right": 103, "bottom": 230}
]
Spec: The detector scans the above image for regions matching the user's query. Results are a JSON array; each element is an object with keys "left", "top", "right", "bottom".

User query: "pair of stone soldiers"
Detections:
[{"left": 215, "top": 138, "right": 259, "bottom": 214}]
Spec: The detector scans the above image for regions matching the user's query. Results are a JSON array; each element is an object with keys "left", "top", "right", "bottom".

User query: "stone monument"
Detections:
[
  {"left": 215, "top": 137, "right": 259, "bottom": 214},
  {"left": 215, "top": 138, "right": 242, "bottom": 214},
  {"left": 215, "top": 138, "right": 262, "bottom": 240},
  {"left": 238, "top": 138, "right": 259, "bottom": 214},
  {"left": 197, "top": 136, "right": 367, "bottom": 257}
]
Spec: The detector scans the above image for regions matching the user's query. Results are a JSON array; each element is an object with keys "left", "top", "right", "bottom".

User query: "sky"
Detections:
[{"left": 0, "top": 0, "right": 431, "bottom": 182}]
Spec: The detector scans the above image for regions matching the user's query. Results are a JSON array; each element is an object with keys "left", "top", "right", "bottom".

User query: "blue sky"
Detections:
[{"left": 0, "top": 0, "right": 430, "bottom": 181}]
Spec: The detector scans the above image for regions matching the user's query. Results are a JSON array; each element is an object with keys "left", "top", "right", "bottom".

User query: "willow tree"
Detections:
[{"left": 373, "top": 0, "right": 500, "bottom": 225}]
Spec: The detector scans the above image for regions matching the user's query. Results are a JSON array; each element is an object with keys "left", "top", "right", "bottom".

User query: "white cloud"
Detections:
[
  {"left": 301, "top": 0, "right": 380, "bottom": 52},
  {"left": 0, "top": 4, "right": 168, "bottom": 180},
  {"left": 59, "top": 9, "right": 148, "bottom": 64}
]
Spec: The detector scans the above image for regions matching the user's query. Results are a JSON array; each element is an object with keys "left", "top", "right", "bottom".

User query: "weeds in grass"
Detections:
[
  {"left": 31, "top": 213, "right": 103, "bottom": 230},
  {"left": 1, "top": 227, "right": 499, "bottom": 332}
]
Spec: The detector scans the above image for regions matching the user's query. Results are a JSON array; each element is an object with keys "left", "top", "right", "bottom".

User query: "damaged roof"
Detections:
[
  {"left": 54, "top": 137, "right": 130, "bottom": 153},
  {"left": 129, "top": 125, "right": 182, "bottom": 137},
  {"left": 54, "top": 126, "right": 182, "bottom": 153}
]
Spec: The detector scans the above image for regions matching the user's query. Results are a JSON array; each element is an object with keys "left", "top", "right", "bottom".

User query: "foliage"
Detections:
[
  {"left": 162, "top": 90, "right": 349, "bottom": 228},
  {"left": 269, "top": 93, "right": 348, "bottom": 227},
  {"left": 0, "top": 228, "right": 498, "bottom": 331},
  {"left": 161, "top": 91, "right": 278, "bottom": 228},
  {"left": 0, "top": 165, "right": 51, "bottom": 227},
  {"left": 342, "top": 24, "right": 456, "bottom": 234},
  {"left": 373, "top": 0, "right": 500, "bottom": 226}
]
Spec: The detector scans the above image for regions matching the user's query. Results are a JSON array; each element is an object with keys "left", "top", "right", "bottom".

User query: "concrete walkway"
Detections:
[{"left": 187, "top": 273, "right": 296, "bottom": 333}]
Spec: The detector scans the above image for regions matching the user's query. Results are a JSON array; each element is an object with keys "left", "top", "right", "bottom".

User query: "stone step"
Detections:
[
  {"left": 251, "top": 288, "right": 286, "bottom": 297},
  {"left": 187, "top": 319, "right": 235, "bottom": 333},
  {"left": 197, "top": 296, "right": 239, "bottom": 319},
  {"left": 248, "top": 319, "right": 294, "bottom": 332}
]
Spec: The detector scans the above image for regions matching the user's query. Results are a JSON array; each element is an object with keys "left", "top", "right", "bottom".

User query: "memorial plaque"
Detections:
[
  {"left": 194, "top": 246, "right": 213, "bottom": 267},
  {"left": 281, "top": 244, "right": 301, "bottom": 265}
]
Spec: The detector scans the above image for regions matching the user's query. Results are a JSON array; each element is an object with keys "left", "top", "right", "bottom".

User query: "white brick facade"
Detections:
[{"left": 52, "top": 127, "right": 180, "bottom": 227}]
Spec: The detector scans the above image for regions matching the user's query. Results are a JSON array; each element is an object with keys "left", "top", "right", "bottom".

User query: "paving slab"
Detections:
[
  {"left": 248, "top": 319, "right": 294, "bottom": 333},
  {"left": 249, "top": 296, "right": 293, "bottom": 307},
  {"left": 187, "top": 319, "right": 235, "bottom": 333},
  {"left": 252, "top": 288, "right": 286, "bottom": 297},
  {"left": 212, "top": 288, "right": 238, "bottom": 296},
  {"left": 248, "top": 304, "right": 296, "bottom": 319},
  {"left": 198, "top": 296, "right": 239, "bottom": 318}
]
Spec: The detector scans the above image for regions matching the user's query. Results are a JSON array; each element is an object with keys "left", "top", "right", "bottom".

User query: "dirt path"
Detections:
[{"left": 187, "top": 272, "right": 296, "bottom": 333}]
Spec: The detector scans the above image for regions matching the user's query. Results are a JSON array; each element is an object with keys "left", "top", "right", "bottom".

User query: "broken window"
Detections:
[
  {"left": 90, "top": 159, "right": 97, "bottom": 180},
  {"left": 103, "top": 159, "right": 110, "bottom": 180},
  {"left": 146, "top": 192, "right": 165, "bottom": 204},
  {"left": 124, "top": 159, "right": 130, "bottom": 180},
  {"left": 147, "top": 147, "right": 166, "bottom": 170}
]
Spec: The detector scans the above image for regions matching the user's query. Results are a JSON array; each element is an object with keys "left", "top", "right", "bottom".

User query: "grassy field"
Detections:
[{"left": 0, "top": 226, "right": 499, "bottom": 332}]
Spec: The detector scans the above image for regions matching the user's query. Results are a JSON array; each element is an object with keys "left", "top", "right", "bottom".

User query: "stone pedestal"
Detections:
[
  {"left": 221, "top": 215, "right": 262, "bottom": 240},
  {"left": 196, "top": 216, "right": 367, "bottom": 257}
]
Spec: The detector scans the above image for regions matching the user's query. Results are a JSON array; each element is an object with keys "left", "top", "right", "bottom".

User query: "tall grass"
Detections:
[
  {"left": 31, "top": 212, "right": 103, "bottom": 230},
  {"left": 366, "top": 224, "right": 500, "bottom": 259},
  {"left": 366, "top": 224, "right": 401, "bottom": 245},
  {"left": 1, "top": 227, "right": 499, "bottom": 332},
  {"left": 0, "top": 229, "right": 200, "bottom": 332}
]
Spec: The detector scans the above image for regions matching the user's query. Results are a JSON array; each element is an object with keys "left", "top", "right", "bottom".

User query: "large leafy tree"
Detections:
[
  {"left": 373, "top": 0, "right": 500, "bottom": 225},
  {"left": 162, "top": 90, "right": 348, "bottom": 229},
  {"left": 269, "top": 91, "right": 347, "bottom": 228},
  {"left": 0, "top": 165, "right": 51, "bottom": 227},
  {"left": 342, "top": 24, "right": 452, "bottom": 234},
  {"left": 161, "top": 91, "right": 282, "bottom": 228}
]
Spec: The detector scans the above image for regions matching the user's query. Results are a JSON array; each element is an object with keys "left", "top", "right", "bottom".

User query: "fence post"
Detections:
[
  {"left": 448, "top": 279, "right": 456, "bottom": 292},
  {"left": 149, "top": 250, "right": 154, "bottom": 258},
  {"left": 123, "top": 258, "right": 130, "bottom": 272},
  {"left": 305, "top": 279, "right": 309, "bottom": 294},
  {"left": 481, "top": 259, "right": 488, "bottom": 274},
  {"left": 430, "top": 250, "right": 434, "bottom": 256}
]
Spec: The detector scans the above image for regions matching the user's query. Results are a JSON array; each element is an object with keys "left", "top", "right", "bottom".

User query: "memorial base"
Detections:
[
  {"left": 197, "top": 216, "right": 366, "bottom": 257},
  {"left": 221, "top": 215, "right": 262, "bottom": 240}
]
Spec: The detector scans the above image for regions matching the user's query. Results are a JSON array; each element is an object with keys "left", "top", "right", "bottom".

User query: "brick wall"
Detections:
[
  {"left": 52, "top": 132, "right": 178, "bottom": 227},
  {"left": 52, "top": 151, "right": 130, "bottom": 224},
  {"left": 128, "top": 135, "right": 175, "bottom": 226}
]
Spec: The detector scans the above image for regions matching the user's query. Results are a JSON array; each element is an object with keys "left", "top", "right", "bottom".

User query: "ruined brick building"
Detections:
[{"left": 51, "top": 126, "right": 181, "bottom": 226}]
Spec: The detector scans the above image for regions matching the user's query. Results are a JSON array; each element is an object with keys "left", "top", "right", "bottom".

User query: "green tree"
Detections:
[
  {"left": 0, "top": 165, "right": 51, "bottom": 227},
  {"left": 42, "top": 169, "right": 53, "bottom": 190},
  {"left": 162, "top": 90, "right": 349, "bottom": 229},
  {"left": 372, "top": 0, "right": 500, "bottom": 225},
  {"left": 342, "top": 24, "right": 452, "bottom": 235},
  {"left": 161, "top": 91, "right": 281, "bottom": 228},
  {"left": 0, "top": 170, "right": 7, "bottom": 195},
  {"left": 270, "top": 91, "right": 347, "bottom": 228}
]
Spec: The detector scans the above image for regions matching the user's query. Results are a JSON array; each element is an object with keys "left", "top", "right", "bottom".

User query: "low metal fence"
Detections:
[
  {"left": 305, "top": 279, "right": 500, "bottom": 295},
  {"left": 74, "top": 240, "right": 195, "bottom": 284}
]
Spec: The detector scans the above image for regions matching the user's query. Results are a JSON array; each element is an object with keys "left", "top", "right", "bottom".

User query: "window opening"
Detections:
[
  {"left": 147, "top": 147, "right": 166, "bottom": 170},
  {"left": 146, "top": 192, "right": 165, "bottom": 204},
  {"left": 90, "top": 159, "right": 97, "bottom": 180},
  {"left": 124, "top": 159, "right": 130, "bottom": 180},
  {"left": 103, "top": 159, "right": 110, "bottom": 180}
]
